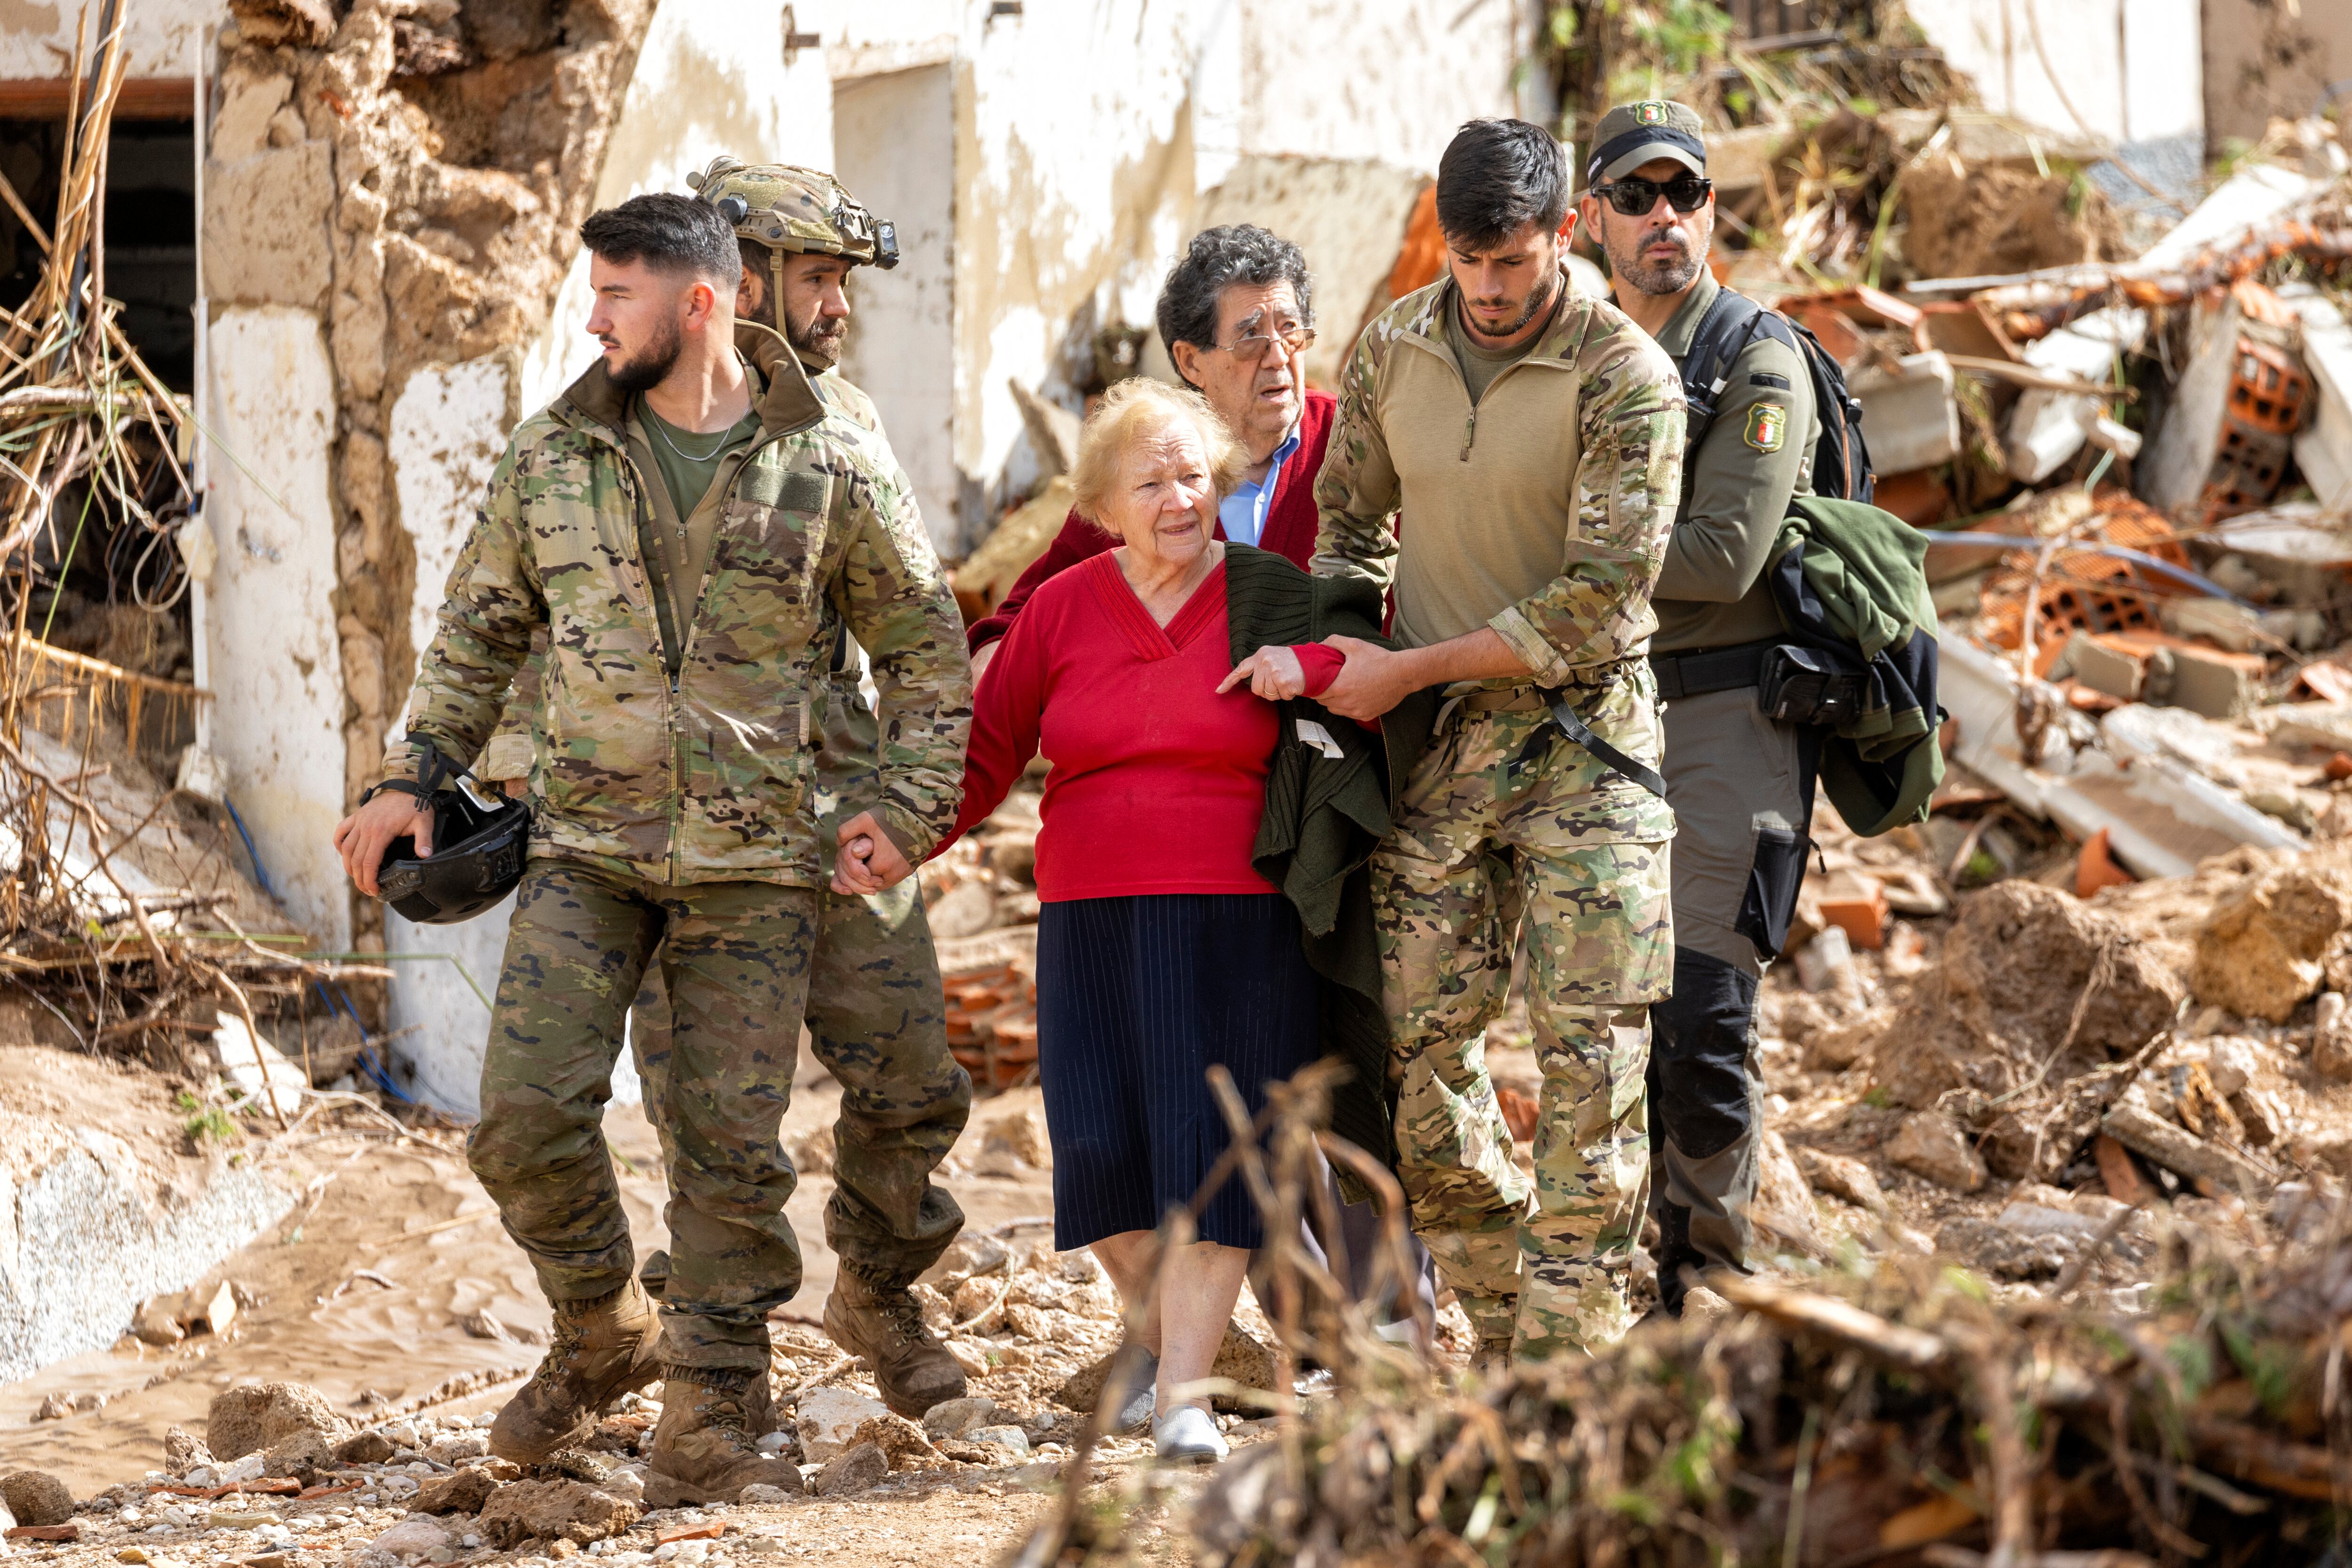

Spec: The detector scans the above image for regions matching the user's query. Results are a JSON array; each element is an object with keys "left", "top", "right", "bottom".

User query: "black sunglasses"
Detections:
[{"left": 1591, "top": 174, "right": 1712, "bottom": 217}]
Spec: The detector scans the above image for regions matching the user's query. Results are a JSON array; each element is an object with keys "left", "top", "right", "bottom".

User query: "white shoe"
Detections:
[{"left": 1153, "top": 1405, "right": 1229, "bottom": 1464}]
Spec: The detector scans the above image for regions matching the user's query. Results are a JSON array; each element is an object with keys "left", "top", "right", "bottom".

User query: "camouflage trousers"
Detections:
[
  {"left": 628, "top": 870, "right": 970, "bottom": 1298},
  {"left": 467, "top": 860, "right": 814, "bottom": 1373},
  {"left": 1374, "top": 702, "right": 1673, "bottom": 1361}
]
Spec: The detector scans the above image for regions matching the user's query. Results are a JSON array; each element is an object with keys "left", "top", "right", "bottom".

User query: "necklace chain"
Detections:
[{"left": 643, "top": 400, "right": 736, "bottom": 462}]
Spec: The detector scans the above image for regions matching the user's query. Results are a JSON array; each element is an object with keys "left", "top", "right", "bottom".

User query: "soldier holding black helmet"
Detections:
[{"left": 332, "top": 171, "right": 972, "bottom": 1505}]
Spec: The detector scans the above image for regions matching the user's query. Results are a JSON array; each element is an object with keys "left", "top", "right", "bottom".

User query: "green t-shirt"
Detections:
[
  {"left": 1448, "top": 302, "right": 1543, "bottom": 406},
  {"left": 637, "top": 398, "right": 761, "bottom": 521}
]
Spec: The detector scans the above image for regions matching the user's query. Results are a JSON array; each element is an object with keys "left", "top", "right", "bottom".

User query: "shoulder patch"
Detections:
[{"left": 1743, "top": 403, "right": 1788, "bottom": 454}]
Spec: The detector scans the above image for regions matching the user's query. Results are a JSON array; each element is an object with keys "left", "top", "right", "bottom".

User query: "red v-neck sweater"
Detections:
[{"left": 941, "top": 553, "right": 1279, "bottom": 901}]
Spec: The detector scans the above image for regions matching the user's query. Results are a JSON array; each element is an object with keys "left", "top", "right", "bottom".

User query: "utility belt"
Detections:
[{"left": 1649, "top": 637, "right": 1868, "bottom": 730}]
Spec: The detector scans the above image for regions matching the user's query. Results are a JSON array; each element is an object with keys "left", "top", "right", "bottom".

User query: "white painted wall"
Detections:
[
  {"left": 202, "top": 307, "right": 350, "bottom": 948},
  {"left": 389, "top": 356, "right": 516, "bottom": 683},
  {"left": 0, "top": 0, "right": 224, "bottom": 79},
  {"left": 1906, "top": 0, "right": 2202, "bottom": 148},
  {"left": 835, "top": 65, "right": 959, "bottom": 555}
]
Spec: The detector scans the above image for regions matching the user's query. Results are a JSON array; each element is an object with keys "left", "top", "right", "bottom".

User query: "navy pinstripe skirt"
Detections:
[{"left": 1035, "top": 893, "right": 1319, "bottom": 1252}]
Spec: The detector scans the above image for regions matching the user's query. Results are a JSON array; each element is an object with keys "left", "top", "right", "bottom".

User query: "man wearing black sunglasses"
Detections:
[{"left": 1580, "top": 101, "right": 1822, "bottom": 1322}]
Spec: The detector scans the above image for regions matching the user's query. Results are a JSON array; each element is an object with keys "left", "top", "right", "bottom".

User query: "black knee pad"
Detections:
[{"left": 1647, "top": 948, "right": 1758, "bottom": 1162}]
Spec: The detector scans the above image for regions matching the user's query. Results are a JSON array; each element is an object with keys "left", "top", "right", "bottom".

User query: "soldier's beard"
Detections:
[
  {"left": 606, "top": 318, "right": 683, "bottom": 395},
  {"left": 1608, "top": 223, "right": 1704, "bottom": 296},
  {"left": 1463, "top": 267, "right": 1559, "bottom": 342},
  {"left": 787, "top": 303, "right": 848, "bottom": 369}
]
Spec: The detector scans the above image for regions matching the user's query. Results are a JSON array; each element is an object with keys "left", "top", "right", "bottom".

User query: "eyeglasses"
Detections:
[
  {"left": 1213, "top": 323, "right": 1317, "bottom": 360},
  {"left": 1591, "top": 174, "right": 1713, "bottom": 217}
]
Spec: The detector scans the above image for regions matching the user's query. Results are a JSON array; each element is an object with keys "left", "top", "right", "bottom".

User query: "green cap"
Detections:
[
  {"left": 1586, "top": 100, "right": 1707, "bottom": 186},
  {"left": 685, "top": 156, "right": 898, "bottom": 270}
]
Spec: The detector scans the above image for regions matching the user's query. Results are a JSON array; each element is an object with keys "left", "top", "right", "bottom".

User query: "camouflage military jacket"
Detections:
[
  {"left": 387, "top": 334, "right": 971, "bottom": 887},
  {"left": 1311, "top": 265, "right": 1686, "bottom": 690}
]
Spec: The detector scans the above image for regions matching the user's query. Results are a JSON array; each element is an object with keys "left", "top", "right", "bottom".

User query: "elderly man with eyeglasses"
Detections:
[
  {"left": 1580, "top": 100, "right": 1824, "bottom": 1321},
  {"left": 967, "top": 224, "right": 1328, "bottom": 673}
]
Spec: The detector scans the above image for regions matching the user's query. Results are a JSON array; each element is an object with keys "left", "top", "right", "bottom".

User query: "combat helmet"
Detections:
[{"left": 687, "top": 156, "right": 898, "bottom": 276}]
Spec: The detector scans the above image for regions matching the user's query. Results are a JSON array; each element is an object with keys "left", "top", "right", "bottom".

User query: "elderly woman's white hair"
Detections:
[{"left": 1069, "top": 377, "right": 1247, "bottom": 526}]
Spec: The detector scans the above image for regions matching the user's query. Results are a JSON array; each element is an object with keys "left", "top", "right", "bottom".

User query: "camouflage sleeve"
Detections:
[
  {"left": 381, "top": 440, "right": 546, "bottom": 782},
  {"left": 1488, "top": 327, "right": 1685, "bottom": 685},
  {"left": 826, "top": 452, "right": 973, "bottom": 861},
  {"left": 477, "top": 625, "right": 551, "bottom": 782},
  {"left": 1309, "top": 322, "right": 1400, "bottom": 589}
]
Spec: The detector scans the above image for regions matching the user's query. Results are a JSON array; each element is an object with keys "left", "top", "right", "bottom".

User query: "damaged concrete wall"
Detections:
[{"left": 198, "top": 0, "right": 658, "bottom": 978}]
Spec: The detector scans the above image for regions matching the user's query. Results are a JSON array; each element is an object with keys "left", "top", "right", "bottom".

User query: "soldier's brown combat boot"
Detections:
[
  {"left": 488, "top": 1279, "right": 662, "bottom": 1463},
  {"left": 643, "top": 1370, "right": 804, "bottom": 1507},
  {"left": 822, "top": 1273, "right": 966, "bottom": 1417}
]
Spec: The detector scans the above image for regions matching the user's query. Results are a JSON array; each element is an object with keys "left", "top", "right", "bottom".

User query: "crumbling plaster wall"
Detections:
[
  {"left": 0, "top": 0, "right": 226, "bottom": 79},
  {"left": 199, "top": 0, "right": 656, "bottom": 967}
]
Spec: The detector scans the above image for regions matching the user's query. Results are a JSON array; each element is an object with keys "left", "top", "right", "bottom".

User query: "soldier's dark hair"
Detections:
[
  {"left": 1155, "top": 225, "right": 1313, "bottom": 388},
  {"left": 578, "top": 194, "right": 739, "bottom": 286},
  {"left": 1436, "top": 119, "right": 1570, "bottom": 252}
]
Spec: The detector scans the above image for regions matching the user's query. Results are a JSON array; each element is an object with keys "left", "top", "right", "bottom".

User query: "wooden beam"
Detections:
[{"left": 0, "top": 77, "right": 195, "bottom": 121}]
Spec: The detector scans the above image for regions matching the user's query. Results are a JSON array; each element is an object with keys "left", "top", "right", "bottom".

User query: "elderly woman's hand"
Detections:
[
  {"left": 833, "top": 809, "right": 914, "bottom": 896},
  {"left": 1216, "top": 645, "right": 1306, "bottom": 701}
]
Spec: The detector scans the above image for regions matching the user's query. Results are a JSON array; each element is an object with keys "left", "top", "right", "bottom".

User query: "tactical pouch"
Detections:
[{"left": 1756, "top": 645, "right": 1868, "bottom": 728}]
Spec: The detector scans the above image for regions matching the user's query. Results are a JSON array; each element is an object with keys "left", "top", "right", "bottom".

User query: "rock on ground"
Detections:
[
  {"left": 162, "top": 1426, "right": 213, "bottom": 1477},
  {"left": 1793, "top": 1145, "right": 1889, "bottom": 1215},
  {"left": 922, "top": 1397, "right": 997, "bottom": 1441},
  {"left": 1887, "top": 1111, "right": 1987, "bottom": 1192},
  {"left": 363, "top": 1518, "right": 451, "bottom": 1563},
  {"left": 207, "top": 1383, "right": 346, "bottom": 1461},
  {"left": 849, "top": 1413, "right": 939, "bottom": 1470},
  {"left": 411, "top": 1468, "right": 499, "bottom": 1515},
  {"left": 1937, "top": 1217, "right": 2074, "bottom": 1280},
  {"left": 0, "top": 1472, "right": 72, "bottom": 1526},
  {"left": 811, "top": 1441, "right": 889, "bottom": 1496},
  {"left": 1875, "top": 882, "right": 2181, "bottom": 1112},
  {"left": 795, "top": 1386, "right": 890, "bottom": 1463},
  {"left": 1752, "top": 1131, "right": 1822, "bottom": 1250},
  {"left": 2190, "top": 846, "right": 2352, "bottom": 1023},
  {"left": 262, "top": 1428, "right": 337, "bottom": 1483},
  {"left": 476, "top": 1480, "right": 637, "bottom": 1548},
  {"left": 334, "top": 1430, "right": 397, "bottom": 1465}
]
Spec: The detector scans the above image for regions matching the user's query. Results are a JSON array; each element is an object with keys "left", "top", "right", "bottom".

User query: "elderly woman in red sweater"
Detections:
[{"left": 837, "top": 377, "right": 1320, "bottom": 1464}]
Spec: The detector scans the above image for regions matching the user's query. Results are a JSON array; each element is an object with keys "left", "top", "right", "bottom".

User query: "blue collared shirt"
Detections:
[{"left": 1216, "top": 426, "right": 1302, "bottom": 547}]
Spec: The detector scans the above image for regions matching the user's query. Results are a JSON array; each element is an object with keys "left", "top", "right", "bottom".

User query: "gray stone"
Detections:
[
  {"left": 736, "top": 1484, "right": 798, "bottom": 1504},
  {"left": 335, "top": 1431, "right": 397, "bottom": 1465},
  {"left": 810, "top": 1442, "right": 888, "bottom": 1497},
  {"left": 967, "top": 1425, "right": 1031, "bottom": 1459},
  {"left": 794, "top": 1386, "right": 888, "bottom": 1464},
  {"left": 919, "top": 1397, "right": 997, "bottom": 1442},
  {"left": 1937, "top": 1217, "right": 2075, "bottom": 1280}
]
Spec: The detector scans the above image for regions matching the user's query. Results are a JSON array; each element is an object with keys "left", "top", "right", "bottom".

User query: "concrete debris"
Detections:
[
  {"left": 206, "top": 1382, "right": 347, "bottom": 1462},
  {"left": 848, "top": 1413, "right": 941, "bottom": 1470},
  {"left": 794, "top": 1387, "right": 890, "bottom": 1465},
  {"left": 1792, "top": 1145, "right": 1890, "bottom": 1216},
  {"left": 474, "top": 1481, "right": 637, "bottom": 1548},
  {"left": 1885, "top": 1111, "right": 1987, "bottom": 1192},
  {"left": 2187, "top": 844, "right": 2352, "bottom": 1022}
]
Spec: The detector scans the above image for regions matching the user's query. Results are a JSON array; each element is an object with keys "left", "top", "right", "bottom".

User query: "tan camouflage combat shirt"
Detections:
[
  {"left": 386, "top": 332, "right": 971, "bottom": 887},
  {"left": 1311, "top": 264, "right": 1688, "bottom": 687}
]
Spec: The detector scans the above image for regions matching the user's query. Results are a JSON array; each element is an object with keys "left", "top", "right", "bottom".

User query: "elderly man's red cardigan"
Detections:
[{"left": 964, "top": 388, "right": 1336, "bottom": 653}]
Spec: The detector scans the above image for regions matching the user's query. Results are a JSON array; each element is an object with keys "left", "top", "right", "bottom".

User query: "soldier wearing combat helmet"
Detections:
[{"left": 334, "top": 177, "right": 972, "bottom": 1507}]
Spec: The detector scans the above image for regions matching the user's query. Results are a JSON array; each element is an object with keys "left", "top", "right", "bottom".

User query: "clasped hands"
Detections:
[{"left": 1216, "top": 635, "right": 1412, "bottom": 721}]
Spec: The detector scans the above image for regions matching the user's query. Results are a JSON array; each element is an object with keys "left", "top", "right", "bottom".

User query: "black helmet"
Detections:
[{"left": 373, "top": 747, "right": 530, "bottom": 925}]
